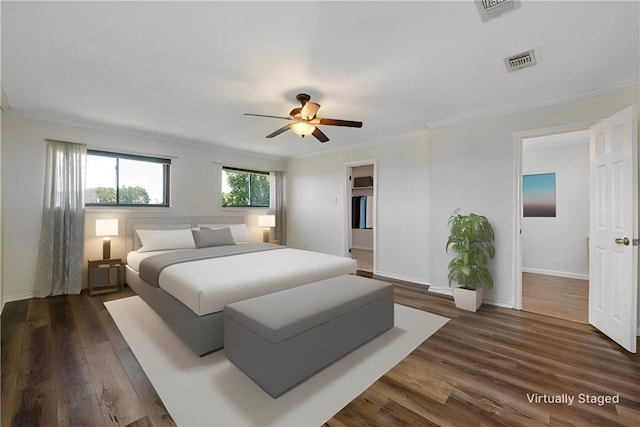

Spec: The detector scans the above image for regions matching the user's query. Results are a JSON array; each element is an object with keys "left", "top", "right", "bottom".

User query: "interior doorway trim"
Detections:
[
  {"left": 344, "top": 159, "right": 377, "bottom": 273},
  {"left": 512, "top": 121, "right": 594, "bottom": 310}
]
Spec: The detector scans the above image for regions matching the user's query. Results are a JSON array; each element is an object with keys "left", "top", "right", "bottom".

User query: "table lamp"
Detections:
[
  {"left": 258, "top": 215, "right": 276, "bottom": 243},
  {"left": 96, "top": 218, "right": 118, "bottom": 259}
]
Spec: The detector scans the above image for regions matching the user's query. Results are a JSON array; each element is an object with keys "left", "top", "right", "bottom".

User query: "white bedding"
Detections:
[{"left": 127, "top": 247, "right": 357, "bottom": 316}]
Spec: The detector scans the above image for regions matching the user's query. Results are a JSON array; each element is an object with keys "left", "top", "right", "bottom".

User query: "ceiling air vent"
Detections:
[
  {"left": 504, "top": 49, "right": 537, "bottom": 72},
  {"left": 475, "top": 0, "right": 520, "bottom": 22}
]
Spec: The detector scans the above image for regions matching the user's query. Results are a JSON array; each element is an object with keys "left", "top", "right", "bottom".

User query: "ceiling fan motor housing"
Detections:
[{"left": 296, "top": 93, "right": 311, "bottom": 105}]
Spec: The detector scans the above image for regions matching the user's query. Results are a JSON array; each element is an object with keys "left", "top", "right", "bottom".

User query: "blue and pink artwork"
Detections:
[{"left": 523, "top": 173, "right": 556, "bottom": 217}]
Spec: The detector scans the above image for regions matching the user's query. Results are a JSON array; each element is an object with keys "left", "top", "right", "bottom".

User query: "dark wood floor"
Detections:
[{"left": 2, "top": 281, "right": 639, "bottom": 427}]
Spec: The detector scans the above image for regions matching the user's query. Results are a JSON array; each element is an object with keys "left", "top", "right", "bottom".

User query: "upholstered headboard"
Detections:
[{"left": 125, "top": 216, "right": 245, "bottom": 253}]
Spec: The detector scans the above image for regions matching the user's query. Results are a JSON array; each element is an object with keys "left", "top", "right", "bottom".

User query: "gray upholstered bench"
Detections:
[{"left": 223, "top": 274, "right": 394, "bottom": 398}]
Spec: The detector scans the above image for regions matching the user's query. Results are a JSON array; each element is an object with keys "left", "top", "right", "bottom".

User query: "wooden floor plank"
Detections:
[
  {"left": 11, "top": 378, "right": 58, "bottom": 427},
  {"left": 97, "top": 308, "right": 130, "bottom": 352},
  {"left": 1, "top": 298, "right": 31, "bottom": 426},
  {"left": 522, "top": 272, "right": 588, "bottom": 324},
  {"left": 49, "top": 297, "right": 96, "bottom": 406},
  {"left": 12, "top": 311, "right": 57, "bottom": 427},
  {"left": 2, "top": 279, "right": 639, "bottom": 426},
  {"left": 125, "top": 416, "right": 155, "bottom": 427},
  {"left": 1, "top": 321, "right": 26, "bottom": 427},
  {"left": 117, "top": 348, "right": 176, "bottom": 427},
  {"left": 1, "top": 299, "right": 30, "bottom": 331},
  {"left": 84, "top": 339, "right": 147, "bottom": 426},
  {"left": 58, "top": 393, "right": 107, "bottom": 427},
  {"left": 88, "top": 287, "right": 136, "bottom": 352},
  {"left": 68, "top": 291, "right": 111, "bottom": 349}
]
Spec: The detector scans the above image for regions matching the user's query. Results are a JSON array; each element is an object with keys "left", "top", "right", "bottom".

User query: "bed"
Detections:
[{"left": 124, "top": 216, "right": 358, "bottom": 356}]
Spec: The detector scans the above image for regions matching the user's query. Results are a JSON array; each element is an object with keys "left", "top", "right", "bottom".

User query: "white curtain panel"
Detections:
[
  {"left": 34, "top": 140, "right": 87, "bottom": 297},
  {"left": 272, "top": 171, "right": 286, "bottom": 245}
]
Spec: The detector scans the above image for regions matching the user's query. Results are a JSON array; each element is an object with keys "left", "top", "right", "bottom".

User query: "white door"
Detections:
[{"left": 589, "top": 105, "right": 638, "bottom": 353}]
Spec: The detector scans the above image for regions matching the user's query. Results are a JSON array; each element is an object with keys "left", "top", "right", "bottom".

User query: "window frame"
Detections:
[
  {"left": 85, "top": 149, "right": 171, "bottom": 208},
  {"left": 221, "top": 166, "right": 271, "bottom": 208}
]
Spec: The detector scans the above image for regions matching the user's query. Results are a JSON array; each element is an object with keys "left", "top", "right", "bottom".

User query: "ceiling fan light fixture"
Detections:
[
  {"left": 291, "top": 122, "right": 316, "bottom": 137},
  {"left": 245, "top": 93, "right": 362, "bottom": 143},
  {"left": 300, "top": 102, "right": 320, "bottom": 120}
]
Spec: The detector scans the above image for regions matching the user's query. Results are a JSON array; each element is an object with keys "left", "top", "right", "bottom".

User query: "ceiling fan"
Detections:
[{"left": 244, "top": 93, "right": 362, "bottom": 143}]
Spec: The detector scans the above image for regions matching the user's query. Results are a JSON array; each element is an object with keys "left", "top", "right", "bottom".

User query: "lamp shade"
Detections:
[
  {"left": 96, "top": 219, "right": 119, "bottom": 236},
  {"left": 290, "top": 122, "right": 315, "bottom": 137},
  {"left": 258, "top": 215, "right": 276, "bottom": 228}
]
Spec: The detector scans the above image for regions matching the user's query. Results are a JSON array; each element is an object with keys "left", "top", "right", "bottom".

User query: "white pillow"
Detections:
[
  {"left": 136, "top": 229, "right": 196, "bottom": 253},
  {"left": 198, "top": 223, "right": 254, "bottom": 243}
]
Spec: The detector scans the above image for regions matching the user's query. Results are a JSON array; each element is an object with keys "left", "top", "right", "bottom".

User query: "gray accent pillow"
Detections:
[{"left": 191, "top": 227, "right": 236, "bottom": 248}]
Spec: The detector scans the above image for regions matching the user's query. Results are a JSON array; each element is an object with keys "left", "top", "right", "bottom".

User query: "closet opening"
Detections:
[{"left": 344, "top": 161, "right": 376, "bottom": 274}]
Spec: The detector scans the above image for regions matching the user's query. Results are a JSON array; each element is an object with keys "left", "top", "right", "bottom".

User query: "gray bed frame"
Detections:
[{"left": 124, "top": 216, "right": 245, "bottom": 356}]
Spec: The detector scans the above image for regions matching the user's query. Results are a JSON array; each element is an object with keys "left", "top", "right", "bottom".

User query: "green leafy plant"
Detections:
[{"left": 446, "top": 210, "right": 495, "bottom": 289}]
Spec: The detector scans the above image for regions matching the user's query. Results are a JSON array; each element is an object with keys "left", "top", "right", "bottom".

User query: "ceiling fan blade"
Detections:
[
  {"left": 300, "top": 102, "right": 320, "bottom": 120},
  {"left": 244, "top": 113, "right": 292, "bottom": 120},
  {"left": 312, "top": 127, "right": 329, "bottom": 143},
  {"left": 265, "top": 124, "right": 291, "bottom": 138},
  {"left": 317, "top": 118, "right": 363, "bottom": 128}
]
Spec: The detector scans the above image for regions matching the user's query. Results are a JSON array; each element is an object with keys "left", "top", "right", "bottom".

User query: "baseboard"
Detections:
[
  {"left": 3, "top": 292, "right": 34, "bottom": 304},
  {"left": 522, "top": 267, "right": 589, "bottom": 281},
  {"left": 428, "top": 287, "right": 453, "bottom": 297},
  {"left": 351, "top": 246, "right": 373, "bottom": 251},
  {"left": 373, "top": 270, "right": 429, "bottom": 287},
  {"left": 483, "top": 299, "right": 514, "bottom": 309},
  {"left": 428, "top": 287, "right": 513, "bottom": 308}
]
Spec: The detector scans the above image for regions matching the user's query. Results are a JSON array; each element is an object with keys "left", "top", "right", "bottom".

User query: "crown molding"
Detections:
[
  {"left": 426, "top": 80, "right": 640, "bottom": 129},
  {"left": 3, "top": 106, "right": 285, "bottom": 162}
]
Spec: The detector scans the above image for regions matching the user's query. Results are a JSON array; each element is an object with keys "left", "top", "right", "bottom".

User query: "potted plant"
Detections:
[{"left": 446, "top": 210, "right": 495, "bottom": 312}]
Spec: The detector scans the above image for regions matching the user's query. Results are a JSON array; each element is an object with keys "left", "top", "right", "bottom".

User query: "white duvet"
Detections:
[{"left": 127, "top": 247, "right": 357, "bottom": 316}]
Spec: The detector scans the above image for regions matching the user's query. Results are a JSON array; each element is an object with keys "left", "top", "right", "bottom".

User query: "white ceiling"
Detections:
[{"left": 2, "top": 1, "right": 639, "bottom": 159}]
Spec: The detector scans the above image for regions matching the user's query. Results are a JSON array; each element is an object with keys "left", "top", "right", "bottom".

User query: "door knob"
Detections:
[{"left": 615, "top": 237, "right": 630, "bottom": 245}]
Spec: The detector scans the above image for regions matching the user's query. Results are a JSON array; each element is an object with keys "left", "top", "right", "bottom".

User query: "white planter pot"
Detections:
[{"left": 453, "top": 287, "right": 484, "bottom": 312}]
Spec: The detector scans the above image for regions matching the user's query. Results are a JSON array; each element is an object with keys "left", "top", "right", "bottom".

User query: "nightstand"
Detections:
[{"left": 88, "top": 258, "right": 124, "bottom": 296}]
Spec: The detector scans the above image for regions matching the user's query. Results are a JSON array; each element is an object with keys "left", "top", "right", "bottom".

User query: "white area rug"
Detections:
[{"left": 105, "top": 296, "right": 448, "bottom": 427}]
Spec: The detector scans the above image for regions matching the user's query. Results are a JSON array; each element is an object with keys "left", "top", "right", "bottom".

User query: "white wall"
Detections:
[
  {"left": 522, "top": 136, "right": 589, "bottom": 279},
  {"left": 0, "top": 108, "right": 3, "bottom": 312},
  {"left": 429, "top": 87, "right": 639, "bottom": 307},
  {"left": 286, "top": 131, "right": 431, "bottom": 285},
  {"left": 0, "top": 7, "right": 3, "bottom": 315},
  {"left": 1, "top": 113, "right": 285, "bottom": 300},
  {"left": 0, "top": 106, "right": 3, "bottom": 311}
]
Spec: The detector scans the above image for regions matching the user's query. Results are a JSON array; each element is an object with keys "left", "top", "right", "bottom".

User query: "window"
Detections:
[
  {"left": 85, "top": 150, "right": 170, "bottom": 207},
  {"left": 221, "top": 167, "right": 270, "bottom": 207}
]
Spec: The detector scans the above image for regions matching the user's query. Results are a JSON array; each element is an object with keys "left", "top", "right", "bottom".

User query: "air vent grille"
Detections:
[
  {"left": 482, "top": 0, "right": 508, "bottom": 10},
  {"left": 475, "top": 0, "right": 520, "bottom": 22},
  {"left": 504, "top": 49, "right": 537, "bottom": 72}
]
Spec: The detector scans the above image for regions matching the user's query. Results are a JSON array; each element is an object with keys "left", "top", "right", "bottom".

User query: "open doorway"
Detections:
[
  {"left": 519, "top": 130, "right": 590, "bottom": 323},
  {"left": 345, "top": 161, "right": 376, "bottom": 274}
]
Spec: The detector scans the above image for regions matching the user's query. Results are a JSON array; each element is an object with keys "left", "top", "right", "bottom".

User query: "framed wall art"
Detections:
[{"left": 523, "top": 173, "right": 556, "bottom": 217}]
